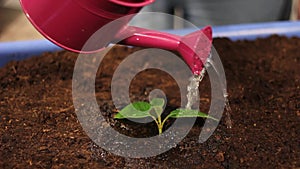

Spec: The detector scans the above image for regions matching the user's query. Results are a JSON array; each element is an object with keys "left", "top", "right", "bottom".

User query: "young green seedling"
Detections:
[{"left": 114, "top": 98, "right": 217, "bottom": 135}]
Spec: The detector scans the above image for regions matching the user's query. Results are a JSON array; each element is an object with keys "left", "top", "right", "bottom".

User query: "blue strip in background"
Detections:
[{"left": 1, "top": 21, "right": 300, "bottom": 67}]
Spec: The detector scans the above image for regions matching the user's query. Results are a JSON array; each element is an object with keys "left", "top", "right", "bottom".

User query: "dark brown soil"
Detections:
[{"left": 0, "top": 36, "right": 299, "bottom": 169}]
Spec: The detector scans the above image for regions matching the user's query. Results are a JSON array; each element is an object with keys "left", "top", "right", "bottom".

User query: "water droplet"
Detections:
[
  {"left": 224, "top": 96, "right": 233, "bottom": 129},
  {"left": 206, "top": 58, "right": 233, "bottom": 129}
]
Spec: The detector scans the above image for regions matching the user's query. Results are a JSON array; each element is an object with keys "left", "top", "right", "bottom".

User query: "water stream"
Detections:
[
  {"left": 186, "top": 68, "right": 206, "bottom": 109},
  {"left": 187, "top": 54, "right": 233, "bottom": 129}
]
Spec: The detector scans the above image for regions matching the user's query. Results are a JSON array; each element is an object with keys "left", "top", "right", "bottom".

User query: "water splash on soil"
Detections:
[
  {"left": 224, "top": 97, "right": 233, "bottom": 129},
  {"left": 206, "top": 57, "right": 233, "bottom": 129}
]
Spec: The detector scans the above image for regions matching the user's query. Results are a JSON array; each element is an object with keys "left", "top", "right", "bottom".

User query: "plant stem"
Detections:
[
  {"left": 150, "top": 114, "right": 162, "bottom": 135},
  {"left": 155, "top": 107, "right": 162, "bottom": 125},
  {"left": 158, "top": 126, "right": 163, "bottom": 134},
  {"left": 161, "top": 114, "right": 172, "bottom": 128},
  {"left": 150, "top": 115, "right": 159, "bottom": 126},
  {"left": 154, "top": 107, "right": 164, "bottom": 135},
  {"left": 157, "top": 114, "right": 174, "bottom": 135}
]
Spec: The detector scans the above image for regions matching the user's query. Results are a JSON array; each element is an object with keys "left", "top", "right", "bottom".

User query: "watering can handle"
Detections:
[{"left": 109, "top": 0, "right": 155, "bottom": 7}]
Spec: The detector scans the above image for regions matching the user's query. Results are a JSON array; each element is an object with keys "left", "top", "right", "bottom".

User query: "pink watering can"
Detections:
[{"left": 20, "top": 0, "right": 212, "bottom": 75}]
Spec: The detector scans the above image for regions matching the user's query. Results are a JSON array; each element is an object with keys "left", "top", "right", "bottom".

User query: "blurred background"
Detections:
[
  {"left": 0, "top": 0, "right": 299, "bottom": 42},
  {"left": 0, "top": 0, "right": 43, "bottom": 41}
]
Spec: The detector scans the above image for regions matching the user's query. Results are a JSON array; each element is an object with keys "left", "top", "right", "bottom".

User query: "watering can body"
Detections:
[
  {"left": 20, "top": 0, "right": 212, "bottom": 74},
  {"left": 20, "top": 0, "right": 154, "bottom": 52}
]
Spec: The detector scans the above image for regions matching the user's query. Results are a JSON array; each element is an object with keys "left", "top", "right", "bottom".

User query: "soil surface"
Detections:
[{"left": 0, "top": 36, "right": 299, "bottom": 168}]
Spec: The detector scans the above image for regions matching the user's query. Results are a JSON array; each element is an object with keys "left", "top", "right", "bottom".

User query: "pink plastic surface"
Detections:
[
  {"left": 19, "top": 0, "right": 153, "bottom": 52},
  {"left": 20, "top": 0, "right": 212, "bottom": 74},
  {"left": 109, "top": 0, "right": 155, "bottom": 7},
  {"left": 121, "top": 26, "right": 212, "bottom": 74}
]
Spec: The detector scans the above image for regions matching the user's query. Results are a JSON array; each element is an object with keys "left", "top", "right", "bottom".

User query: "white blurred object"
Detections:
[
  {"left": 290, "top": 0, "right": 299, "bottom": 20},
  {"left": 0, "top": 0, "right": 43, "bottom": 41},
  {"left": 1, "top": 0, "right": 21, "bottom": 10}
]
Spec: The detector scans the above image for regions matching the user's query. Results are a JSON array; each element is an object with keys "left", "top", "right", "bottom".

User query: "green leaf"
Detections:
[
  {"left": 169, "top": 109, "right": 217, "bottom": 120},
  {"left": 114, "top": 102, "right": 152, "bottom": 119},
  {"left": 150, "top": 98, "right": 165, "bottom": 108},
  {"left": 150, "top": 98, "right": 165, "bottom": 117}
]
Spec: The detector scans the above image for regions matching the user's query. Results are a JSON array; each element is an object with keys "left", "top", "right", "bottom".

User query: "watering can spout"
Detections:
[
  {"left": 121, "top": 26, "right": 213, "bottom": 75},
  {"left": 178, "top": 26, "right": 213, "bottom": 75}
]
